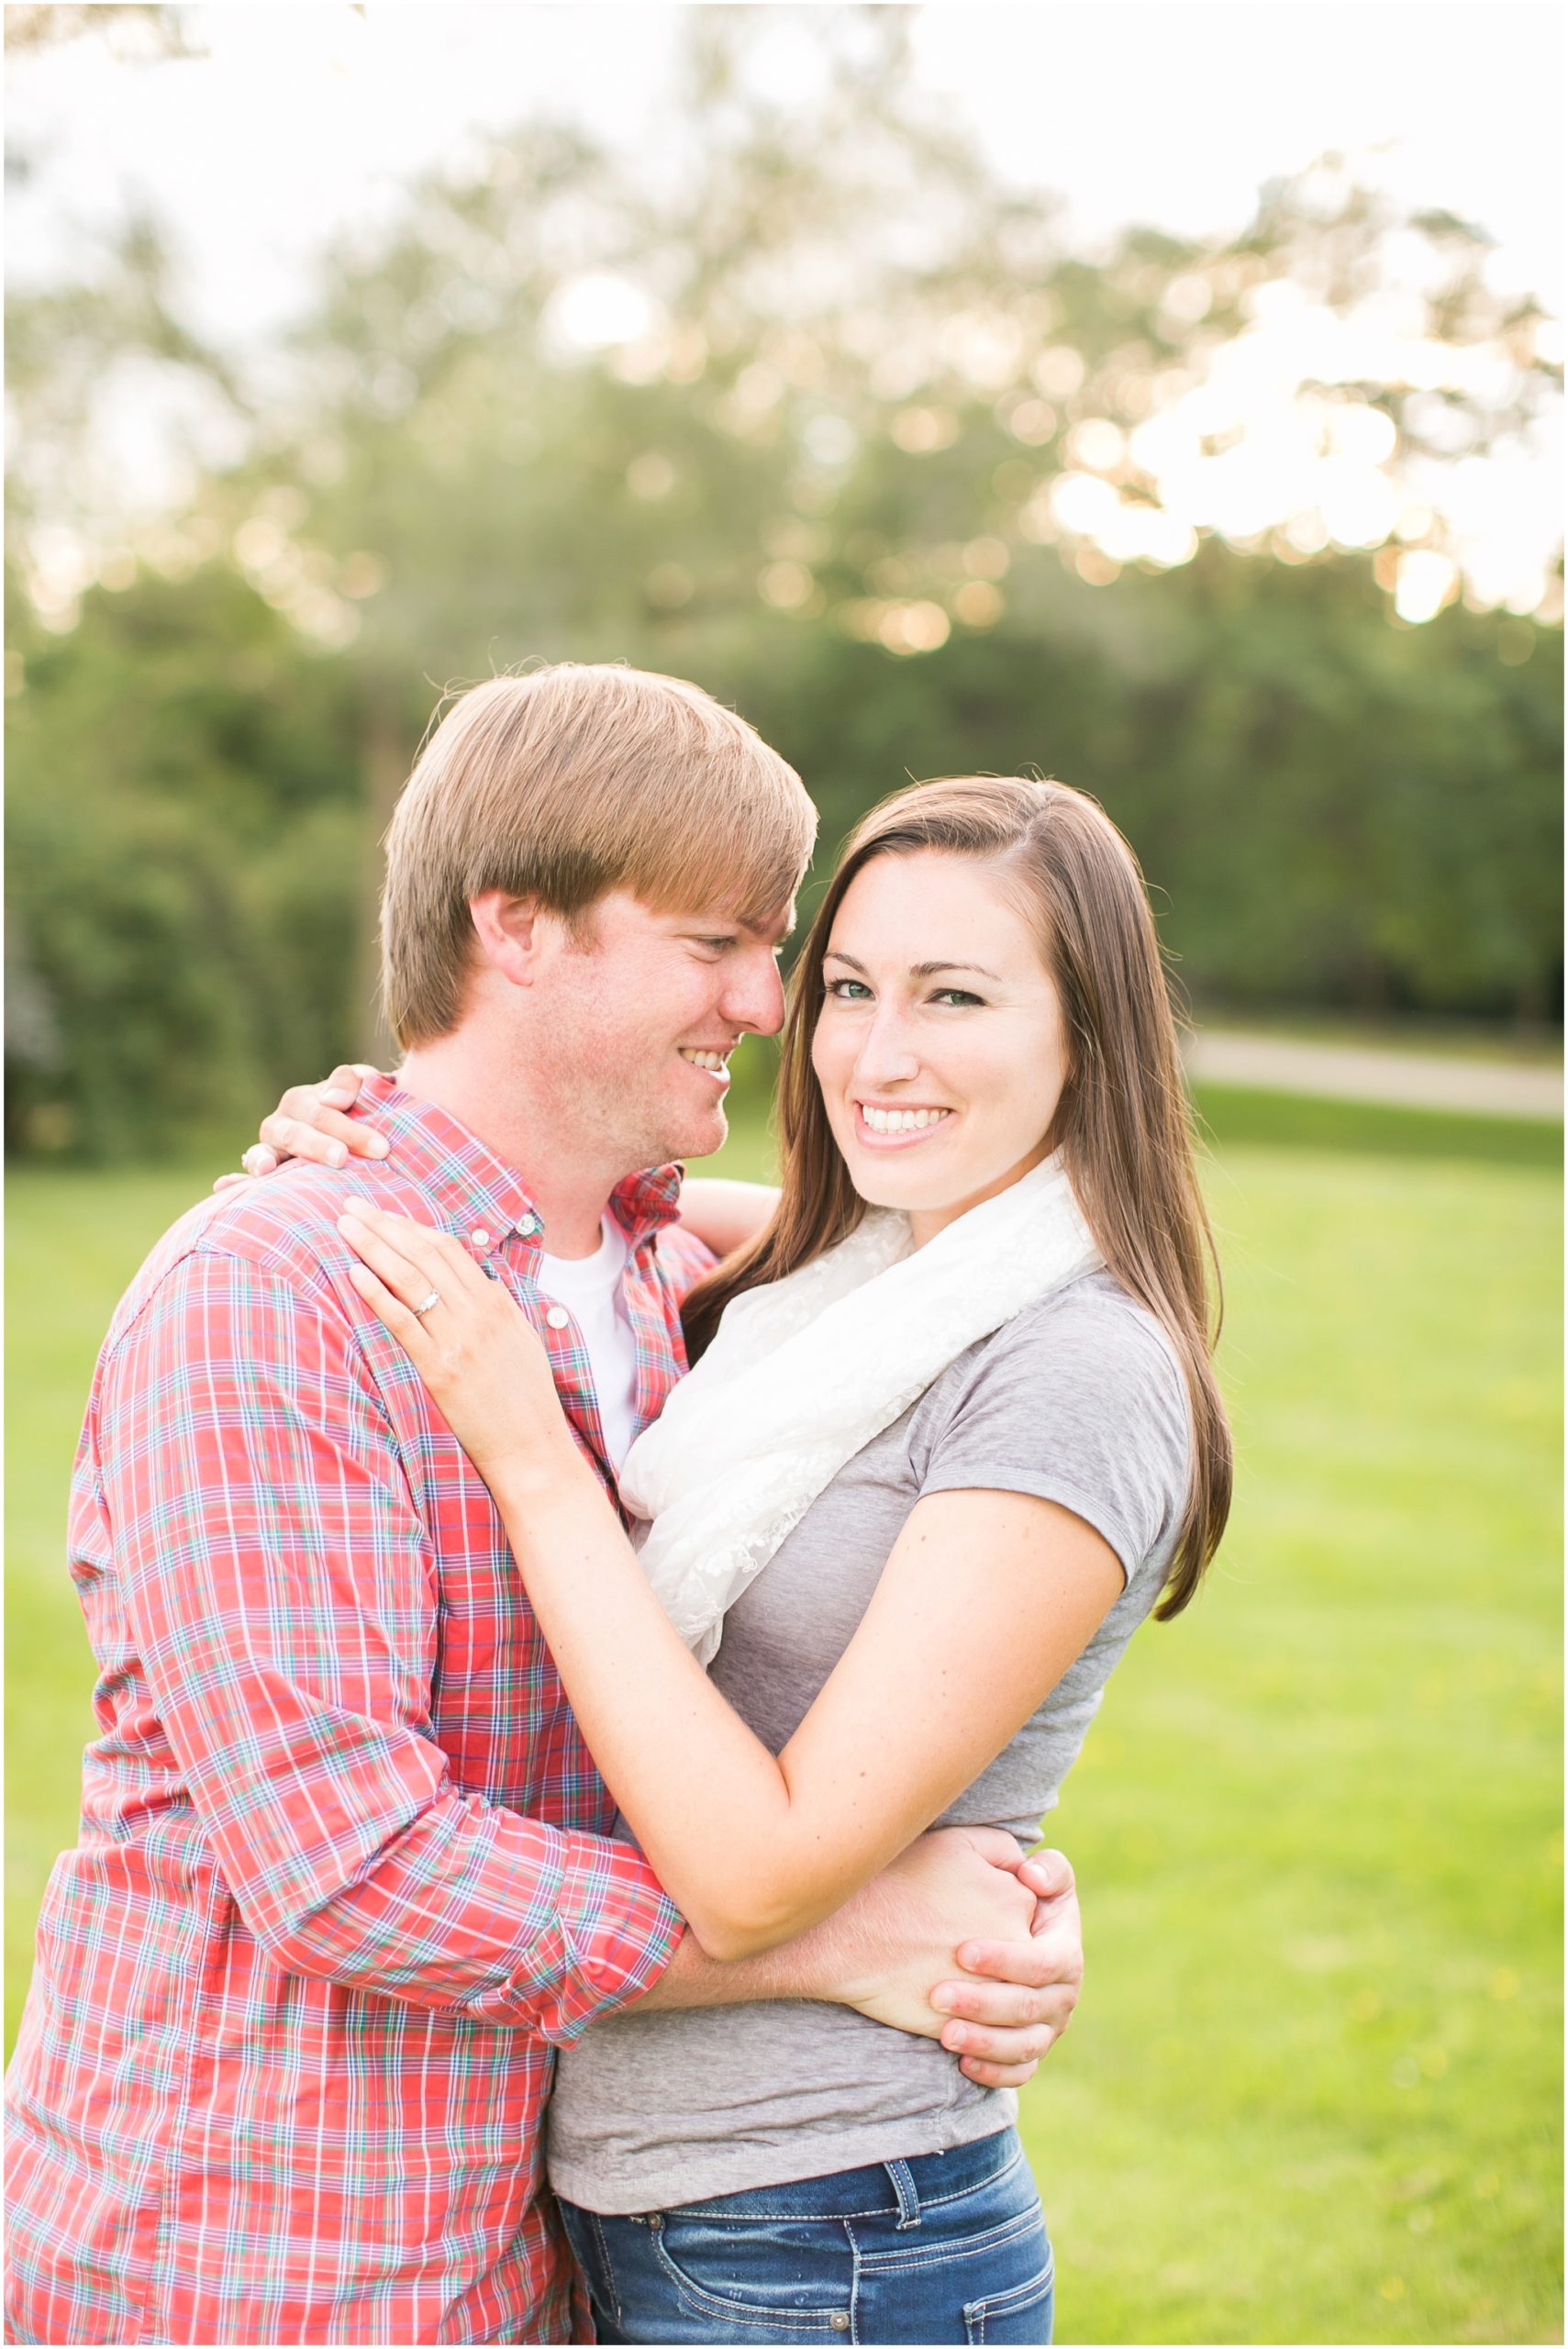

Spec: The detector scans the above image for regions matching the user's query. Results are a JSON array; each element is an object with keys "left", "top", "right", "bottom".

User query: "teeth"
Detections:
[
  {"left": 861, "top": 1106, "right": 951, "bottom": 1134},
  {"left": 680, "top": 1049, "right": 728, "bottom": 1073}
]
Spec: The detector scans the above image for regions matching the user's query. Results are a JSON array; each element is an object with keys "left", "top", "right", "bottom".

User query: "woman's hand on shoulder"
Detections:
[
  {"left": 335, "top": 1197, "right": 584, "bottom": 1497},
  {"left": 213, "top": 1063, "right": 391, "bottom": 1192}
]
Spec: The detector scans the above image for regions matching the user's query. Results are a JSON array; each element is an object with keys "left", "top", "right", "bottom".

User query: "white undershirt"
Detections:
[{"left": 535, "top": 1219, "right": 641, "bottom": 1470}]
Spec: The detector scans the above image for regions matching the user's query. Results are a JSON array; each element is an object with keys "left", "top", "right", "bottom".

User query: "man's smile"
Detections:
[{"left": 679, "top": 1047, "right": 734, "bottom": 1084}]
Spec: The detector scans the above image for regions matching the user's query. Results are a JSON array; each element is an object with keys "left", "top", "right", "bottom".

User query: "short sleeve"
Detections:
[{"left": 916, "top": 1279, "right": 1191, "bottom": 1591}]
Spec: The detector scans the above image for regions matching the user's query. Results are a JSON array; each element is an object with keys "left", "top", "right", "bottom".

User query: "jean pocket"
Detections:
[
  {"left": 962, "top": 2250, "right": 1055, "bottom": 2346},
  {"left": 651, "top": 2212, "right": 854, "bottom": 2337}
]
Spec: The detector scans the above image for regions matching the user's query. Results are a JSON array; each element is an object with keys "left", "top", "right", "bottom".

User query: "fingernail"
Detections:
[
  {"left": 368, "top": 1136, "right": 390, "bottom": 1157},
  {"left": 321, "top": 1089, "right": 353, "bottom": 1109},
  {"left": 942, "top": 2025, "right": 970, "bottom": 2051},
  {"left": 343, "top": 1192, "right": 372, "bottom": 1210},
  {"left": 930, "top": 1990, "right": 956, "bottom": 2014},
  {"left": 327, "top": 1145, "right": 346, "bottom": 1167}
]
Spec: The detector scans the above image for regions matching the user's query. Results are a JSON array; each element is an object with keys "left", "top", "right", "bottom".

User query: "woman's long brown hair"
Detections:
[{"left": 683, "top": 775, "right": 1232, "bottom": 1617}]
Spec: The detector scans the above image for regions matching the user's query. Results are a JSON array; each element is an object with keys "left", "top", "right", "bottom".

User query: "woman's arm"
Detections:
[
  {"left": 511, "top": 1474, "right": 1119, "bottom": 1960},
  {"left": 674, "top": 1177, "right": 780, "bottom": 1259},
  {"left": 215, "top": 1077, "right": 776, "bottom": 1263},
  {"left": 338, "top": 1201, "right": 1125, "bottom": 1964}
]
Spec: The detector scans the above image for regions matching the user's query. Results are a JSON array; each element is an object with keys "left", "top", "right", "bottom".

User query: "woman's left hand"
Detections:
[
  {"left": 337, "top": 1198, "right": 582, "bottom": 1491},
  {"left": 215, "top": 1063, "right": 388, "bottom": 1191}
]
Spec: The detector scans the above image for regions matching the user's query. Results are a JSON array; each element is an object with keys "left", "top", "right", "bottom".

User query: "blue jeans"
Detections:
[{"left": 558, "top": 2126, "right": 1053, "bottom": 2344}]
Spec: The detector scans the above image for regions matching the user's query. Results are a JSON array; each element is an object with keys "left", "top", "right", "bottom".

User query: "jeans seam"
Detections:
[
  {"left": 846, "top": 2219, "right": 863, "bottom": 2347},
  {"left": 588, "top": 2210, "right": 622, "bottom": 2332},
  {"left": 662, "top": 2200, "right": 890, "bottom": 2221},
  {"left": 659, "top": 2139, "right": 1028, "bottom": 2228},
  {"left": 855, "top": 2205, "right": 1046, "bottom": 2277},
  {"left": 963, "top": 2256, "right": 1055, "bottom": 2326}
]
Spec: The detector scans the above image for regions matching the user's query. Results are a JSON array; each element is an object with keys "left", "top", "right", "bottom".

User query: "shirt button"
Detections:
[
  {"left": 544, "top": 1305, "right": 571, "bottom": 1330},
  {"left": 516, "top": 1213, "right": 540, "bottom": 1237}
]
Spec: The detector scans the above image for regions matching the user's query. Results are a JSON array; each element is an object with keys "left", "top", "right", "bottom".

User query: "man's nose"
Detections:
[{"left": 722, "top": 950, "right": 787, "bottom": 1037}]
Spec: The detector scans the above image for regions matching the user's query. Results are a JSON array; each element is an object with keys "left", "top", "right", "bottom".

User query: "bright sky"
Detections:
[
  {"left": 7, "top": 2, "right": 1563, "bottom": 626},
  {"left": 10, "top": 4, "right": 1562, "bottom": 335}
]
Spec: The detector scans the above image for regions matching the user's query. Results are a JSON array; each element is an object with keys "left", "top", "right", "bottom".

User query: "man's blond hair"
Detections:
[{"left": 381, "top": 664, "right": 817, "bottom": 1047}]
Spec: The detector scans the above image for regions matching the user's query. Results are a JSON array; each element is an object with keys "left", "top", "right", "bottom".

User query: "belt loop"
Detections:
[{"left": 884, "top": 2157, "right": 920, "bottom": 2230}]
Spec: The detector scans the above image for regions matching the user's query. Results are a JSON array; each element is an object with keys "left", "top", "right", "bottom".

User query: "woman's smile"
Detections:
[{"left": 852, "top": 1099, "right": 956, "bottom": 1146}]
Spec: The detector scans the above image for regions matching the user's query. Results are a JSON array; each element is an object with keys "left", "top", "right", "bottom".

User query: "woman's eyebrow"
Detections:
[
  {"left": 911, "top": 959, "right": 1002, "bottom": 981},
  {"left": 824, "top": 950, "right": 1002, "bottom": 981}
]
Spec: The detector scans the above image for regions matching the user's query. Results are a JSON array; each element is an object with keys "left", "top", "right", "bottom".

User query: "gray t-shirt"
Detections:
[{"left": 546, "top": 1270, "right": 1191, "bottom": 2214}]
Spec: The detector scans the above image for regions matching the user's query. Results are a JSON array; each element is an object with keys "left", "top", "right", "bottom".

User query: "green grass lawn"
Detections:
[{"left": 6, "top": 1103, "right": 1561, "bottom": 2343}]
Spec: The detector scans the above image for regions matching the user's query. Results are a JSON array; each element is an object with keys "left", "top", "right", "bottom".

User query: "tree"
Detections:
[
  {"left": 5, "top": 6, "right": 1561, "bottom": 1154},
  {"left": 6, "top": 566, "right": 361, "bottom": 1157}
]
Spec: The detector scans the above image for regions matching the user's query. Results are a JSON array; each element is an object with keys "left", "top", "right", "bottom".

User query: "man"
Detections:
[{"left": 6, "top": 666, "right": 1084, "bottom": 2345}]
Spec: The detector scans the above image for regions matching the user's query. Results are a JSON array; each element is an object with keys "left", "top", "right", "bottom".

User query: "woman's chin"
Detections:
[
  {"left": 845, "top": 1156, "right": 953, "bottom": 1216},
  {"left": 844, "top": 1143, "right": 1035, "bottom": 1226},
  {"left": 836, "top": 1120, "right": 1000, "bottom": 1219}
]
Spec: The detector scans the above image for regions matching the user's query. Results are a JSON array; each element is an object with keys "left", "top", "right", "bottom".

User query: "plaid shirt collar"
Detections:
[{"left": 352, "top": 1071, "right": 685, "bottom": 1254}]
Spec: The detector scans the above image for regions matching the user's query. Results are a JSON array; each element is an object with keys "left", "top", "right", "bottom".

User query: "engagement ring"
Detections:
[{"left": 412, "top": 1289, "right": 441, "bottom": 1317}]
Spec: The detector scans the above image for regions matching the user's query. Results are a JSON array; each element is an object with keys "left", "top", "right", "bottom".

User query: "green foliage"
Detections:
[
  {"left": 6, "top": 507, "right": 1559, "bottom": 1158},
  {"left": 717, "top": 552, "right": 1563, "bottom": 1020},
  {"left": 3, "top": 16, "right": 1561, "bottom": 1154},
  {"left": 6, "top": 569, "right": 361, "bottom": 1157}
]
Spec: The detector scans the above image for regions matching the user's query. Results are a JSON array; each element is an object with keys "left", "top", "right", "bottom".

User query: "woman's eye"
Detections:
[
  {"left": 826, "top": 978, "right": 873, "bottom": 1000},
  {"left": 932, "top": 988, "right": 984, "bottom": 1008}
]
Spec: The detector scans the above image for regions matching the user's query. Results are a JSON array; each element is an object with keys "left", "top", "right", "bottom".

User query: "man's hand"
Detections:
[
  {"left": 819, "top": 1829, "right": 1084, "bottom": 2089},
  {"left": 933, "top": 1845, "right": 1083, "bottom": 2088},
  {"left": 637, "top": 1830, "right": 1084, "bottom": 2094}
]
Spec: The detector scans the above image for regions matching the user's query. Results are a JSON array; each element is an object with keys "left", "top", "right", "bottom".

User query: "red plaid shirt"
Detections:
[{"left": 6, "top": 1076, "right": 715, "bottom": 2345}]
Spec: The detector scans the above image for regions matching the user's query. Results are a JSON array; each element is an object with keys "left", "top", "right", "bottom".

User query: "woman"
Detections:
[{"left": 238, "top": 775, "right": 1230, "bottom": 2345}]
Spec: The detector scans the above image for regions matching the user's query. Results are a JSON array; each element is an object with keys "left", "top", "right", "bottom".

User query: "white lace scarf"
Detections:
[{"left": 617, "top": 1152, "right": 1103, "bottom": 1664}]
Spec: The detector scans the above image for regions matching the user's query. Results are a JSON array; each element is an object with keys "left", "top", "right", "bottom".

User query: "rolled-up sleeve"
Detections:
[{"left": 100, "top": 1245, "right": 682, "bottom": 2043}]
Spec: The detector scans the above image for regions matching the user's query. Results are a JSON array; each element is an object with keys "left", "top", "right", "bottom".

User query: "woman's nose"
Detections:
[{"left": 854, "top": 1009, "right": 922, "bottom": 1085}]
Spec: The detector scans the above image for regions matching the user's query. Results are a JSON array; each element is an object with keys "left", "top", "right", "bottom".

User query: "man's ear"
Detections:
[{"left": 469, "top": 890, "right": 550, "bottom": 987}]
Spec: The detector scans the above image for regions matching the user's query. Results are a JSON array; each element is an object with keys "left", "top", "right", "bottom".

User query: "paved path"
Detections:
[{"left": 1184, "top": 1030, "right": 1563, "bottom": 1121}]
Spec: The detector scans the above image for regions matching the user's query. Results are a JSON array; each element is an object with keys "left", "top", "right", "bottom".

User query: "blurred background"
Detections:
[{"left": 5, "top": 6, "right": 1562, "bottom": 2342}]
